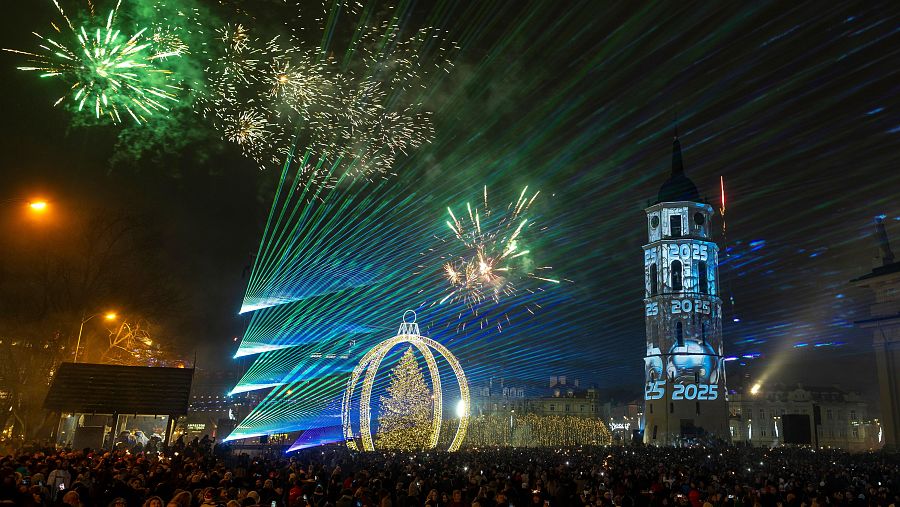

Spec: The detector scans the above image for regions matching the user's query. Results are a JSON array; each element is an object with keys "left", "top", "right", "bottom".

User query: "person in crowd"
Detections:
[
  {"left": 48, "top": 460, "right": 71, "bottom": 498},
  {"left": 378, "top": 489, "right": 392, "bottom": 507},
  {"left": 201, "top": 486, "right": 219, "bottom": 506},
  {"left": 144, "top": 496, "right": 165, "bottom": 507},
  {"left": 426, "top": 489, "right": 442, "bottom": 507},
  {"left": 447, "top": 489, "right": 466, "bottom": 507},
  {"left": 62, "top": 490, "right": 82, "bottom": 507},
  {"left": 166, "top": 490, "right": 192, "bottom": 507},
  {"left": 261, "top": 478, "right": 281, "bottom": 506}
]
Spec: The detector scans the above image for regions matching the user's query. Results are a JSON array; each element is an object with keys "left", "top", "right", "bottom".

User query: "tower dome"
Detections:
[{"left": 656, "top": 132, "right": 701, "bottom": 204}]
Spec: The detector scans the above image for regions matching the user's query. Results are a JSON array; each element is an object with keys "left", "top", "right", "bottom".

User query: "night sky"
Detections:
[{"left": 2, "top": 0, "right": 899, "bottom": 413}]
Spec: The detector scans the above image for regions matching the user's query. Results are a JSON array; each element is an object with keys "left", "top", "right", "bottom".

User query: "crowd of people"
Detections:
[{"left": 1, "top": 439, "right": 897, "bottom": 507}]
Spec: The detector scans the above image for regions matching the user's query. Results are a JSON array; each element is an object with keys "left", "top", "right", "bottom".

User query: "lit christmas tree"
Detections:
[{"left": 376, "top": 346, "right": 434, "bottom": 450}]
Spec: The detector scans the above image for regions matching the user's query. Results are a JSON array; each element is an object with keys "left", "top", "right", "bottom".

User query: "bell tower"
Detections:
[{"left": 641, "top": 130, "right": 729, "bottom": 444}]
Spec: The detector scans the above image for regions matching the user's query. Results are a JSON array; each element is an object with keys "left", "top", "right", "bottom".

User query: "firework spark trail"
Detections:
[
  {"left": 436, "top": 186, "right": 559, "bottom": 328},
  {"left": 4, "top": 0, "right": 183, "bottom": 125},
  {"left": 150, "top": 21, "right": 191, "bottom": 58},
  {"left": 198, "top": 2, "right": 457, "bottom": 183}
]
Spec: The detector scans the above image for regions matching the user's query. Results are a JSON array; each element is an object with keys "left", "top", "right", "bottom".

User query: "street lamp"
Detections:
[
  {"left": 28, "top": 200, "right": 48, "bottom": 212},
  {"left": 74, "top": 311, "right": 117, "bottom": 363},
  {"left": 0, "top": 197, "right": 50, "bottom": 212}
]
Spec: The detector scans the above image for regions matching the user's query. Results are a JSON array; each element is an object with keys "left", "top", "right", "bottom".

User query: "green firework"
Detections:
[{"left": 5, "top": 0, "right": 183, "bottom": 124}]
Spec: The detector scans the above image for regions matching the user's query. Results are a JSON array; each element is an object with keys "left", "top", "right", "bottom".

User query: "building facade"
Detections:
[
  {"left": 608, "top": 401, "right": 642, "bottom": 444},
  {"left": 851, "top": 216, "right": 900, "bottom": 451},
  {"left": 728, "top": 384, "right": 880, "bottom": 452},
  {"left": 181, "top": 368, "right": 263, "bottom": 441},
  {"left": 642, "top": 132, "right": 729, "bottom": 444},
  {"left": 471, "top": 376, "right": 607, "bottom": 419}
]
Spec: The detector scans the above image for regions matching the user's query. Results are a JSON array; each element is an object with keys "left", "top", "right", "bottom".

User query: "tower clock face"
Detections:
[
  {"left": 694, "top": 212, "right": 705, "bottom": 225},
  {"left": 650, "top": 216, "right": 660, "bottom": 228}
]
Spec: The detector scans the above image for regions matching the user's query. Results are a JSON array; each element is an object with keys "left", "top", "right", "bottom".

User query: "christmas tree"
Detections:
[{"left": 376, "top": 346, "right": 434, "bottom": 450}]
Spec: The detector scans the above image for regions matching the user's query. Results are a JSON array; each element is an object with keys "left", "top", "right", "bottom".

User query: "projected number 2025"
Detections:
[
  {"left": 645, "top": 299, "right": 714, "bottom": 317},
  {"left": 644, "top": 380, "right": 718, "bottom": 401}
]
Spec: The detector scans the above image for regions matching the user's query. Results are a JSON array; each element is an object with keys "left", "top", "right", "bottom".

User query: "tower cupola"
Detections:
[{"left": 657, "top": 129, "right": 701, "bottom": 204}]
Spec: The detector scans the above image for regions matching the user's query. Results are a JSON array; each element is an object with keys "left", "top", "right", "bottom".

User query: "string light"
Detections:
[
  {"left": 463, "top": 414, "right": 612, "bottom": 447},
  {"left": 374, "top": 347, "right": 435, "bottom": 451}
]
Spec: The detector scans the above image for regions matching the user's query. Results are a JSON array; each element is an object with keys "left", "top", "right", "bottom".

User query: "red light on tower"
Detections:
[{"left": 719, "top": 176, "right": 726, "bottom": 216}]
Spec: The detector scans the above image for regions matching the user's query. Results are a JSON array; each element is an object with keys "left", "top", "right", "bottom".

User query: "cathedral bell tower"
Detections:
[{"left": 641, "top": 130, "right": 729, "bottom": 444}]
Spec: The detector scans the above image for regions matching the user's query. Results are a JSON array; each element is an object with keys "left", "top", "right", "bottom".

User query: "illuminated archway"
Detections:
[{"left": 342, "top": 311, "right": 470, "bottom": 451}]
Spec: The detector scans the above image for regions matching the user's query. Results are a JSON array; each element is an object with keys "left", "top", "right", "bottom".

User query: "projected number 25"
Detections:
[
  {"left": 645, "top": 380, "right": 718, "bottom": 401},
  {"left": 645, "top": 380, "right": 666, "bottom": 400}
]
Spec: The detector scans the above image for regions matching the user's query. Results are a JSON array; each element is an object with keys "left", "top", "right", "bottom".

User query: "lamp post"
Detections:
[{"left": 74, "top": 311, "right": 117, "bottom": 363}]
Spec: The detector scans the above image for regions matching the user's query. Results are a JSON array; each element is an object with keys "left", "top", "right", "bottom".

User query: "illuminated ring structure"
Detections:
[{"left": 342, "top": 313, "right": 470, "bottom": 452}]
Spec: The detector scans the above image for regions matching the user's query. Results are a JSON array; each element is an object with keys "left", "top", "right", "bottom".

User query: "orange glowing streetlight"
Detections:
[
  {"left": 1, "top": 197, "right": 51, "bottom": 214},
  {"left": 28, "top": 200, "right": 49, "bottom": 212},
  {"left": 74, "top": 310, "right": 119, "bottom": 363}
]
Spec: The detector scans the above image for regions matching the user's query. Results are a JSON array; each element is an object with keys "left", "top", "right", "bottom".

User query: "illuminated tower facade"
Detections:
[
  {"left": 642, "top": 132, "right": 729, "bottom": 444},
  {"left": 851, "top": 216, "right": 900, "bottom": 451}
]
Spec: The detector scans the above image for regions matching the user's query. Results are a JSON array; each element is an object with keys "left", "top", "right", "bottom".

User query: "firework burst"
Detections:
[
  {"left": 198, "top": 2, "right": 457, "bottom": 183},
  {"left": 435, "top": 186, "right": 559, "bottom": 329},
  {"left": 3, "top": 0, "right": 183, "bottom": 124},
  {"left": 150, "top": 23, "right": 190, "bottom": 58},
  {"left": 224, "top": 109, "right": 269, "bottom": 145}
]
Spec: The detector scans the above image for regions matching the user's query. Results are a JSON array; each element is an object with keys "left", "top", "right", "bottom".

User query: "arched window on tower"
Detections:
[
  {"left": 675, "top": 321, "right": 684, "bottom": 348},
  {"left": 671, "top": 260, "right": 683, "bottom": 291},
  {"left": 670, "top": 215, "right": 682, "bottom": 237},
  {"left": 649, "top": 263, "right": 658, "bottom": 296},
  {"left": 698, "top": 261, "right": 708, "bottom": 294}
]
